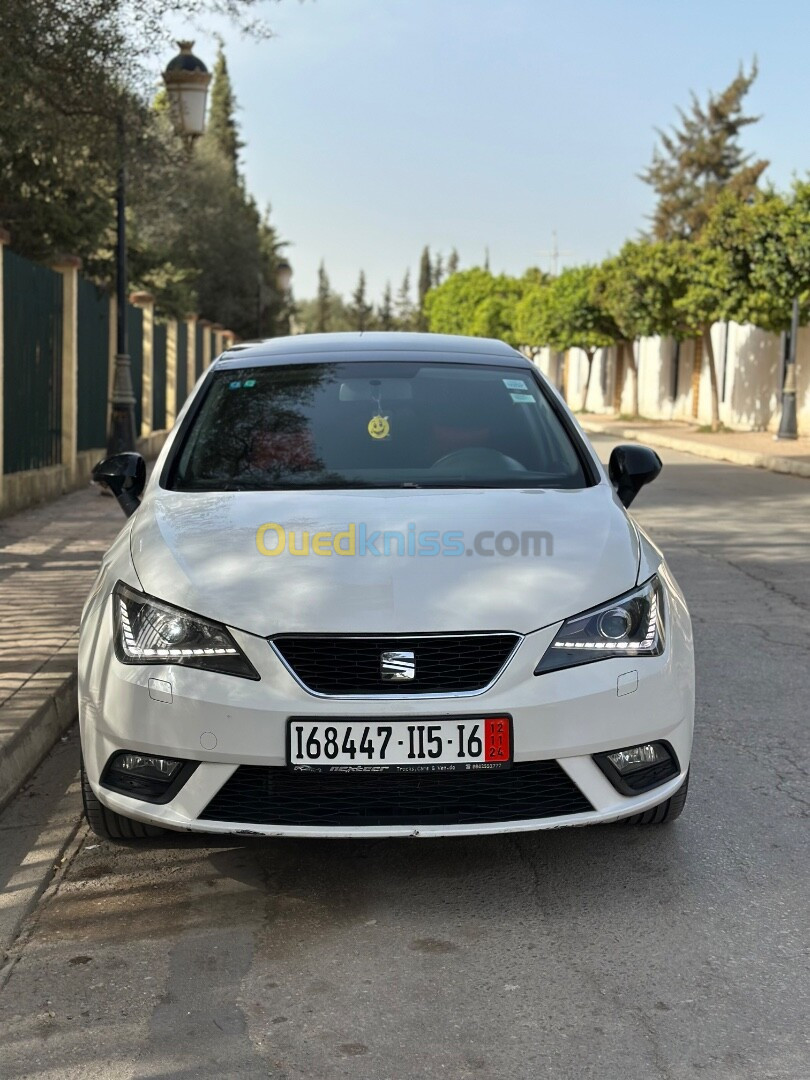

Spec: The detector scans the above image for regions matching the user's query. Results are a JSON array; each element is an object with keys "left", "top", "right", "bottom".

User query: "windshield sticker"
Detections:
[
  {"left": 510, "top": 392, "right": 535, "bottom": 403},
  {"left": 503, "top": 378, "right": 528, "bottom": 390},
  {"left": 244, "top": 379, "right": 256, "bottom": 388},
  {"left": 368, "top": 414, "right": 390, "bottom": 439},
  {"left": 228, "top": 380, "right": 242, "bottom": 390}
]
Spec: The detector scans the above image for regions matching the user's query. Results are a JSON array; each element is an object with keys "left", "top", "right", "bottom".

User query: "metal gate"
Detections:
[
  {"left": 2, "top": 249, "right": 63, "bottom": 473},
  {"left": 76, "top": 277, "right": 110, "bottom": 451}
]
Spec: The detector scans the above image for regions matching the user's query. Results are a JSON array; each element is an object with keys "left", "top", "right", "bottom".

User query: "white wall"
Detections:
[{"left": 526, "top": 321, "right": 810, "bottom": 434}]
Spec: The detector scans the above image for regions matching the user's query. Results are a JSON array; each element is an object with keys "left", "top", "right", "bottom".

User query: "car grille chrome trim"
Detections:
[{"left": 269, "top": 632, "right": 522, "bottom": 699}]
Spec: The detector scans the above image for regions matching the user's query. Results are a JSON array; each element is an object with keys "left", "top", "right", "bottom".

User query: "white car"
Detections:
[{"left": 79, "top": 332, "right": 693, "bottom": 840}]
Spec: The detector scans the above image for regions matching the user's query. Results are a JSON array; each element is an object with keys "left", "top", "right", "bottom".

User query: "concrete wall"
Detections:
[{"left": 530, "top": 321, "right": 809, "bottom": 434}]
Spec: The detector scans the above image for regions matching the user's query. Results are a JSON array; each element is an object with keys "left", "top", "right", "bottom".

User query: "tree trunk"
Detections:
[
  {"left": 702, "top": 324, "right": 721, "bottom": 432},
  {"left": 582, "top": 349, "right": 596, "bottom": 412}
]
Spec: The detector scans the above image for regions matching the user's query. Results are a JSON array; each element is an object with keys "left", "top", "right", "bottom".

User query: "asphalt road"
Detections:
[{"left": 0, "top": 437, "right": 808, "bottom": 1080}]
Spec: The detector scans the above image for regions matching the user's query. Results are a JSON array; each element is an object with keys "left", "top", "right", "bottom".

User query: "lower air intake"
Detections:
[{"left": 199, "top": 761, "right": 593, "bottom": 827}]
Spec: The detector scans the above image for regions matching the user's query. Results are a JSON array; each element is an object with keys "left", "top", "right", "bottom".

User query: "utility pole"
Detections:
[{"left": 537, "top": 231, "right": 574, "bottom": 276}]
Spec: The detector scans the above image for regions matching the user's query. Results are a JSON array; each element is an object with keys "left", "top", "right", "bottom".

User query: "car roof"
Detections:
[{"left": 216, "top": 332, "right": 531, "bottom": 369}]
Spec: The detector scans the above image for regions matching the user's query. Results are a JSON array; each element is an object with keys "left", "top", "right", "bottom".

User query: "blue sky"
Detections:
[{"left": 172, "top": 0, "right": 810, "bottom": 303}]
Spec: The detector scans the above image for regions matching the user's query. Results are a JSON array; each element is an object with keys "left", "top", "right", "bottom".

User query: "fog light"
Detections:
[
  {"left": 594, "top": 741, "right": 679, "bottom": 795},
  {"left": 114, "top": 753, "right": 181, "bottom": 779},
  {"left": 607, "top": 743, "right": 666, "bottom": 773},
  {"left": 102, "top": 751, "right": 196, "bottom": 803}
]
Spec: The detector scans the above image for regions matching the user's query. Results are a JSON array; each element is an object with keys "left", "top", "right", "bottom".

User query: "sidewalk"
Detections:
[
  {"left": 579, "top": 415, "right": 810, "bottom": 478},
  {"left": 0, "top": 484, "right": 124, "bottom": 809}
]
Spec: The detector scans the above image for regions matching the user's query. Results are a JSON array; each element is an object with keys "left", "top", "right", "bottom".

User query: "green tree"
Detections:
[
  {"left": 417, "top": 246, "right": 432, "bottom": 329},
  {"left": 433, "top": 252, "right": 445, "bottom": 288},
  {"left": 396, "top": 270, "right": 416, "bottom": 330},
  {"left": 514, "top": 266, "right": 617, "bottom": 409},
  {"left": 206, "top": 43, "right": 243, "bottom": 173},
  {"left": 315, "top": 261, "right": 331, "bottom": 332},
  {"left": 447, "top": 248, "right": 460, "bottom": 276},
  {"left": 424, "top": 267, "right": 525, "bottom": 346},
  {"left": 592, "top": 241, "right": 688, "bottom": 417},
  {"left": 348, "top": 270, "right": 373, "bottom": 331},
  {"left": 672, "top": 188, "right": 810, "bottom": 430},
  {"left": 0, "top": 0, "right": 271, "bottom": 264},
  {"left": 378, "top": 282, "right": 395, "bottom": 330},
  {"left": 721, "top": 183, "right": 810, "bottom": 329},
  {"left": 641, "top": 63, "right": 767, "bottom": 241}
]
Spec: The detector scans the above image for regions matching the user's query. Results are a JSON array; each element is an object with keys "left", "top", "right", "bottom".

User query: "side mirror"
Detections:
[
  {"left": 608, "top": 444, "right": 662, "bottom": 508},
  {"left": 92, "top": 453, "right": 146, "bottom": 517}
]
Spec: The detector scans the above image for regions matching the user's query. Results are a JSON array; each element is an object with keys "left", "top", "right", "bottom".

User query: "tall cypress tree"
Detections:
[
  {"left": 433, "top": 252, "right": 445, "bottom": 288},
  {"left": 378, "top": 282, "right": 394, "bottom": 330},
  {"left": 349, "top": 270, "right": 373, "bottom": 330},
  {"left": 206, "top": 45, "right": 243, "bottom": 174},
  {"left": 396, "top": 270, "right": 415, "bottom": 330},
  {"left": 316, "top": 261, "right": 331, "bottom": 332},
  {"left": 447, "top": 248, "right": 460, "bottom": 276},
  {"left": 417, "top": 246, "right": 432, "bottom": 330}
]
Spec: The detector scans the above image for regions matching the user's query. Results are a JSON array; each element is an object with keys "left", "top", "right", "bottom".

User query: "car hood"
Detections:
[{"left": 130, "top": 486, "right": 639, "bottom": 636}]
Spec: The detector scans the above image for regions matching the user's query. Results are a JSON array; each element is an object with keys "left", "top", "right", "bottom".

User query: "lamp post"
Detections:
[
  {"left": 106, "top": 108, "right": 138, "bottom": 458},
  {"left": 776, "top": 297, "right": 799, "bottom": 440},
  {"left": 106, "top": 43, "right": 210, "bottom": 457}
]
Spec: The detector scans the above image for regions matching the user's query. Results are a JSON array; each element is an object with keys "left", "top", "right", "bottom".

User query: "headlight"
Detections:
[
  {"left": 113, "top": 582, "right": 259, "bottom": 679},
  {"left": 535, "top": 575, "right": 665, "bottom": 675}
]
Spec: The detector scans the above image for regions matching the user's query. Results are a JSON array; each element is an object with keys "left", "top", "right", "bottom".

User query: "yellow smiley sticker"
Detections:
[{"left": 368, "top": 415, "right": 390, "bottom": 439}]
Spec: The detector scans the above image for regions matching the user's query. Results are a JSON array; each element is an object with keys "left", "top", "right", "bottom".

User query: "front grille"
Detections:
[
  {"left": 199, "top": 762, "right": 593, "bottom": 827},
  {"left": 271, "top": 633, "right": 520, "bottom": 696}
]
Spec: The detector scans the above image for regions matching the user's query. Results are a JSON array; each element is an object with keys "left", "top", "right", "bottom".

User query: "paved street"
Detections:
[{"left": 0, "top": 438, "right": 807, "bottom": 1080}]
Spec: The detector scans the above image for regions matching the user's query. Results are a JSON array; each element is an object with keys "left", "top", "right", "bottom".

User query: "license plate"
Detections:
[{"left": 287, "top": 716, "right": 512, "bottom": 773}]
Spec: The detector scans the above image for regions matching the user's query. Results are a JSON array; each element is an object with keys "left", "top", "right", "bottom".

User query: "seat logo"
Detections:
[{"left": 380, "top": 650, "right": 415, "bottom": 681}]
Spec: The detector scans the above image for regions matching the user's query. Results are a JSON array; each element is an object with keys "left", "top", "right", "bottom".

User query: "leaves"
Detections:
[
  {"left": 640, "top": 62, "right": 768, "bottom": 241},
  {"left": 424, "top": 268, "right": 526, "bottom": 346}
]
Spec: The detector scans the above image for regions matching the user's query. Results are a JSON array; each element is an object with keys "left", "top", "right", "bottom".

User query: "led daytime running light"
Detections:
[
  {"left": 551, "top": 593, "right": 659, "bottom": 652},
  {"left": 118, "top": 598, "right": 238, "bottom": 659}
]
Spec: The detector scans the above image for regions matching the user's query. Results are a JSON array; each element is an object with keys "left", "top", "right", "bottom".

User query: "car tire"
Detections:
[
  {"left": 619, "top": 771, "right": 689, "bottom": 825},
  {"left": 81, "top": 758, "right": 165, "bottom": 841}
]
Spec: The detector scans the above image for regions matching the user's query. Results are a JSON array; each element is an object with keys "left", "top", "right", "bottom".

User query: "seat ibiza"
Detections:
[{"left": 80, "top": 332, "right": 693, "bottom": 840}]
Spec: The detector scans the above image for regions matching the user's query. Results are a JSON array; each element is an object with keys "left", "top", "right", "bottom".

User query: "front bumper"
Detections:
[{"left": 79, "top": 580, "right": 694, "bottom": 838}]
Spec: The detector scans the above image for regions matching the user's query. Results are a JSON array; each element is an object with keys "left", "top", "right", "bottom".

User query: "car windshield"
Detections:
[{"left": 168, "top": 360, "right": 590, "bottom": 491}]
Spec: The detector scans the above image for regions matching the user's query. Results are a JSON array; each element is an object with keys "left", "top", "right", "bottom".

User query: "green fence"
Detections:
[
  {"left": 3, "top": 249, "right": 63, "bottom": 473},
  {"left": 76, "top": 277, "right": 109, "bottom": 451},
  {"left": 176, "top": 321, "right": 188, "bottom": 408},
  {"left": 127, "top": 304, "right": 144, "bottom": 437},
  {"left": 195, "top": 322, "right": 204, "bottom": 379},
  {"left": 153, "top": 320, "right": 167, "bottom": 431}
]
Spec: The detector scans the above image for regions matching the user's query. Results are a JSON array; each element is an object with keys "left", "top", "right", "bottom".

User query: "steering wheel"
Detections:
[{"left": 430, "top": 447, "right": 527, "bottom": 472}]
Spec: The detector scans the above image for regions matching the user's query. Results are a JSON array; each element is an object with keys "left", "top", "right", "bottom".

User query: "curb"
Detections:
[
  {"left": 581, "top": 421, "right": 810, "bottom": 479},
  {"left": 0, "top": 671, "right": 78, "bottom": 813}
]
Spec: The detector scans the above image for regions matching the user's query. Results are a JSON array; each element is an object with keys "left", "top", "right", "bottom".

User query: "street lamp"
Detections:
[
  {"left": 275, "top": 259, "right": 293, "bottom": 294},
  {"left": 106, "top": 42, "right": 210, "bottom": 458},
  {"left": 162, "top": 41, "right": 212, "bottom": 144}
]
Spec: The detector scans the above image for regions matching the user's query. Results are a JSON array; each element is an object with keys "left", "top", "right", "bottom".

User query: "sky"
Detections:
[{"left": 169, "top": 0, "right": 810, "bottom": 303}]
